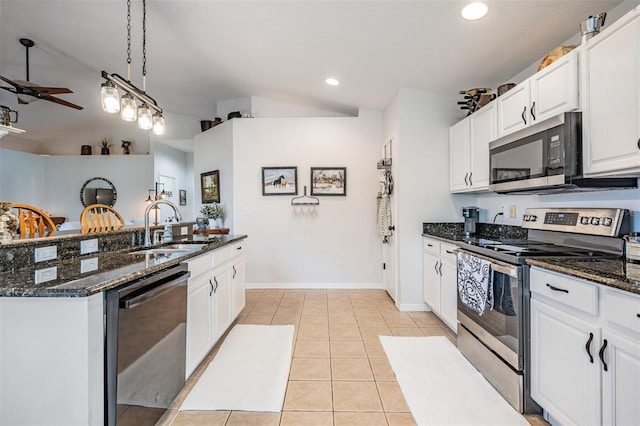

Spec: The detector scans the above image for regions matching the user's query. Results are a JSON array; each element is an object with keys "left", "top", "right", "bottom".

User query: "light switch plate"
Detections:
[
  {"left": 80, "top": 238, "right": 99, "bottom": 255},
  {"left": 35, "top": 266, "right": 57, "bottom": 284},
  {"left": 181, "top": 226, "right": 188, "bottom": 235},
  {"left": 80, "top": 257, "right": 99, "bottom": 273},
  {"left": 34, "top": 246, "right": 57, "bottom": 263}
]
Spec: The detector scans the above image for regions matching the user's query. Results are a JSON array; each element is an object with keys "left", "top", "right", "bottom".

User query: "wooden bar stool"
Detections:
[
  {"left": 80, "top": 204, "right": 125, "bottom": 233},
  {"left": 11, "top": 203, "right": 57, "bottom": 239}
]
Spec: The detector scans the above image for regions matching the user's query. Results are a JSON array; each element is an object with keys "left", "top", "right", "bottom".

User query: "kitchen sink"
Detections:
[{"left": 130, "top": 243, "right": 208, "bottom": 256}]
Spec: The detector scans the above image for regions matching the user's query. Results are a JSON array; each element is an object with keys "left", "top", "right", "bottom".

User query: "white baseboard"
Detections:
[
  {"left": 396, "top": 303, "right": 430, "bottom": 312},
  {"left": 246, "top": 282, "right": 383, "bottom": 290}
]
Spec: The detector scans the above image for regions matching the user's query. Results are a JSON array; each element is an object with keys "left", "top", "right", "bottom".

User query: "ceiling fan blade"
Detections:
[
  {"left": 39, "top": 94, "right": 83, "bottom": 110},
  {"left": 0, "top": 85, "right": 18, "bottom": 94},
  {"left": 0, "top": 74, "right": 22, "bottom": 88},
  {"left": 35, "top": 87, "right": 73, "bottom": 95}
]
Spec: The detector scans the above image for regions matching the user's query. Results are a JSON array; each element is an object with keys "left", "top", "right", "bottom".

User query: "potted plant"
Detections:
[
  {"left": 100, "top": 138, "right": 112, "bottom": 155},
  {"left": 200, "top": 203, "right": 226, "bottom": 228}
]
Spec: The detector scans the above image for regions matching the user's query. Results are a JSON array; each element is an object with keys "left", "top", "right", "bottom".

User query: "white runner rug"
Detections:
[
  {"left": 380, "top": 336, "right": 529, "bottom": 426},
  {"left": 180, "top": 324, "right": 294, "bottom": 412}
]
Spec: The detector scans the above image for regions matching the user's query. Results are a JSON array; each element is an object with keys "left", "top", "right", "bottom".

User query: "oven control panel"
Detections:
[{"left": 522, "top": 208, "right": 629, "bottom": 237}]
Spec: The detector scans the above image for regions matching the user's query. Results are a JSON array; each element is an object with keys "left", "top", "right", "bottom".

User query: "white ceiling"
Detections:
[{"left": 0, "top": 0, "right": 633, "bottom": 149}]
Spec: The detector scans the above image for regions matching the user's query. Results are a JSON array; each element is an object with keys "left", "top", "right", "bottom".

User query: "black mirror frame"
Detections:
[{"left": 80, "top": 177, "right": 117, "bottom": 207}]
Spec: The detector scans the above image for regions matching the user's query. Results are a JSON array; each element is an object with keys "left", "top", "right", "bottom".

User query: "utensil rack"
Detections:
[{"left": 291, "top": 186, "right": 319, "bottom": 205}]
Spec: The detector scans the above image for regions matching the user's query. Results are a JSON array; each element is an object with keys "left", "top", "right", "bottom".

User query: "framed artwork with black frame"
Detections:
[
  {"left": 310, "top": 167, "right": 347, "bottom": 196},
  {"left": 262, "top": 166, "right": 298, "bottom": 195},
  {"left": 179, "top": 189, "right": 187, "bottom": 205},
  {"left": 201, "top": 170, "right": 220, "bottom": 203}
]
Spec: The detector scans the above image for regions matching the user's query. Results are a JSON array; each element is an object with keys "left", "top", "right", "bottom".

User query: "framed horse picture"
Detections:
[
  {"left": 201, "top": 170, "right": 220, "bottom": 203},
  {"left": 262, "top": 166, "right": 298, "bottom": 195}
]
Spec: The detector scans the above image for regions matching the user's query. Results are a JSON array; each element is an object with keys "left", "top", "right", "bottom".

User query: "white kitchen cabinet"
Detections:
[
  {"left": 422, "top": 237, "right": 458, "bottom": 332},
  {"left": 231, "top": 242, "right": 246, "bottom": 318},
  {"left": 530, "top": 267, "right": 640, "bottom": 425},
  {"left": 497, "top": 52, "right": 579, "bottom": 138},
  {"left": 449, "top": 102, "right": 495, "bottom": 193},
  {"left": 186, "top": 252, "right": 214, "bottom": 377},
  {"left": 213, "top": 264, "right": 232, "bottom": 341},
  {"left": 583, "top": 8, "right": 640, "bottom": 176}
]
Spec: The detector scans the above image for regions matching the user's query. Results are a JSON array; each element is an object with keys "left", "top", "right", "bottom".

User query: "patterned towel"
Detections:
[
  {"left": 457, "top": 252, "right": 493, "bottom": 315},
  {"left": 377, "top": 195, "right": 392, "bottom": 237}
]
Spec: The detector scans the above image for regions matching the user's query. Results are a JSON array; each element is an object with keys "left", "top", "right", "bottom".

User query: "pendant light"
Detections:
[{"left": 101, "top": 0, "right": 165, "bottom": 133}]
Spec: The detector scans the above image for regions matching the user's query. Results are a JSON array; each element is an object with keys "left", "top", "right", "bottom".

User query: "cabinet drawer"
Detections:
[
  {"left": 230, "top": 241, "right": 245, "bottom": 257},
  {"left": 603, "top": 288, "right": 640, "bottom": 334},
  {"left": 186, "top": 252, "right": 212, "bottom": 276},
  {"left": 441, "top": 243, "right": 458, "bottom": 264},
  {"left": 423, "top": 237, "right": 439, "bottom": 255},
  {"left": 530, "top": 268, "right": 598, "bottom": 316},
  {"left": 211, "top": 245, "right": 231, "bottom": 266}
]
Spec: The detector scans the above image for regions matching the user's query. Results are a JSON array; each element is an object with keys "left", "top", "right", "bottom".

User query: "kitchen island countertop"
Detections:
[{"left": 0, "top": 235, "right": 247, "bottom": 298}]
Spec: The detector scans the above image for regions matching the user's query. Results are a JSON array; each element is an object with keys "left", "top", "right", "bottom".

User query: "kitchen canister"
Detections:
[{"left": 625, "top": 233, "right": 640, "bottom": 263}]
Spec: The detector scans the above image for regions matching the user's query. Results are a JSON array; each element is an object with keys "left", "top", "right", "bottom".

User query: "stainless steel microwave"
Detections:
[{"left": 488, "top": 112, "right": 637, "bottom": 194}]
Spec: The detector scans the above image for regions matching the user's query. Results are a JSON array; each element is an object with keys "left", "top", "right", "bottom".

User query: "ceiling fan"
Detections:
[{"left": 0, "top": 38, "right": 83, "bottom": 110}]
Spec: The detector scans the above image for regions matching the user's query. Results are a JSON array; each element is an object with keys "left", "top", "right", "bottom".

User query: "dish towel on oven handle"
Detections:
[{"left": 457, "top": 251, "right": 493, "bottom": 315}]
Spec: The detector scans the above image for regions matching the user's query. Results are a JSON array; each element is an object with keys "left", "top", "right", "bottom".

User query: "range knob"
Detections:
[
  {"left": 530, "top": 215, "right": 537, "bottom": 221},
  {"left": 581, "top": 216, "right": 591, "bottom": 225},
  {"left": 602, "top": 217, "right": 613, "bottom": 226},
  {"left": 591, "top": 217, "right": 601, "bottom": 226}
]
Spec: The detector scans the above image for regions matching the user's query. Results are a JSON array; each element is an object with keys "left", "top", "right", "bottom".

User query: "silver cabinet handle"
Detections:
[
  {"left": 209, "top": 279, "right": 214, "bottom": 296},
  {"left": 521, "top": 106, "right": 527, "bottom": 125},
  {"left": 469, "top": 172, "right": 473, "bottom": 186},
  {"left": 213, "top": 276, "right": 219, "bottom": 293},
  {"left": 438, "top": 261, "right": 443, "bottom": 276},
  {"left": 232, "top": 265, "right": 237, "bottom": 279},
  {"left": 464, "top": 172, "right": 469, "bottom": 186},
  {"left": 434, "top": 261, "right": 439, "bottom": 274}
]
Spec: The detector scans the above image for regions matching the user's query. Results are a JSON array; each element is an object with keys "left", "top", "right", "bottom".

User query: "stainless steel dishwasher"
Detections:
[{"left": 105, "top": 263, "right": 190, "bottom": 426}]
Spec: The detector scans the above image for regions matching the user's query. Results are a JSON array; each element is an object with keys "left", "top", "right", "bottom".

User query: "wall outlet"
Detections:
[
  {"left": 80, "top": 257, "right": 99, "bottom": 273},
  {"left": 509, "top": 205, "right": 517, "bottom": 219},
  {"left": 35, "top": 266, "right": 57, "bottom": 284},
  {"left": 80, "top": 238, "right": 99, "bottom": 255},
  {"left": 34, "top": 246, "right": 57, "bottom": 263}
]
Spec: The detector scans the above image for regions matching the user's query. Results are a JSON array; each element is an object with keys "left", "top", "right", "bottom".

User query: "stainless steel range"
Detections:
[{"left": 456, "top": 207, "right": 630, "bottom": 414}]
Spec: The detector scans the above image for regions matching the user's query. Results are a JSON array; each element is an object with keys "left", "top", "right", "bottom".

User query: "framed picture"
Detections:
[
  {"left": 310, "top": 167, "right": 347, "bottom": 196},
  {"left": 179, "top": 189, "right": 187, "bottom": 205},
  {"left": 262, "top": 166, "right": 298, "bottom": 195},
  {"left": 201, "top": 170, "right": 220, "bottom": 203}
]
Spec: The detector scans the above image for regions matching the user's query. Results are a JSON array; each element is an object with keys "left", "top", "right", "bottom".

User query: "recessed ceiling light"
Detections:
[
  {"left": 325, "top": 78, "right": 340, "bottom": 86},
  {"left": 461, "top": 2, "right": 488, "bottom": 20}
]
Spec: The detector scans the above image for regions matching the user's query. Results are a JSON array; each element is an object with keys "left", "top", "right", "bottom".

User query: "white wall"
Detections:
[
  {"left": 0, "top": 148, "right": 46, "bottom": 204},
  {"left": 153, "top": 142, "right": 193, "bottom": 222},
  {"left": 194, "top": 111, "right": 384, "bottom": 288}
]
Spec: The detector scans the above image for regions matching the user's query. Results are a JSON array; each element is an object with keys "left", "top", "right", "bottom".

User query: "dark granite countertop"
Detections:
[
  {"left": 422, "top": 222, "right": 639, "bottom": 296},
  {"left": 527, "top": 258, "right": 640, "bottom": 295},
  {"left": 0, "top": 234, "right": 246, "bottom": 298}
]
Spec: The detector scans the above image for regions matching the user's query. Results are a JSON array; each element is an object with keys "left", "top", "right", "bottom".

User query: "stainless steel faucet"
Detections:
[{"left": 144, "top": 199, "right": 183, "bottom": 247}]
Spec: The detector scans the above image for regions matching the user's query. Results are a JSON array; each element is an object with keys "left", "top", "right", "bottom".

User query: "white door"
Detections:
[
  {"left": 530, "top": 299, "right": 601, "bottom": 425},
  {"left": 468, "top": 102, "right": 496, "bottom": 191},
  {"left": 186, "top": 272, "right": 213, "bottom": 377},
  {"left": 529, "top": 52, "right": 579, "bottom": 123},
  {"left": 497, "top": 82, "right": 530, "bottom": 137},
  {"left": 423, "top": 252, "right": 441, "bottom": 313},
  {"left": 449, "top": 118, "right": 470, "bottom": 192},
  {"left": 232, "top": 256, "right": 246, "bottom": 318},
  {"left": 382, "top": 233, "right": 396, "bottom": 302},
  {"left": 213, "top": 266, "right": 232, "bottom": 341}
]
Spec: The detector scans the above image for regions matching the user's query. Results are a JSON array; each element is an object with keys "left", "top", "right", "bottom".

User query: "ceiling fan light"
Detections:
[
  {"left": 152, "top": 113, "right": 165, "bottom": 135},
  {"left": 120, "top": 94, "right": 137, "bottom": 121},
  {"left": 138, "top": 103, "right": 153, "bottom": 130},
  {"left": 100, "top": 81, "right": 120, "bottom": 113}
]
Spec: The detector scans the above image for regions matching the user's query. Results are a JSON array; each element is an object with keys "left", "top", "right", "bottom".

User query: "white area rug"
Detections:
[
  {"left": 380, "top": 336, "right": 529, "bottom": 426},
  {"left": 180, "top": 324, "right": 295, "bottom": 412}
]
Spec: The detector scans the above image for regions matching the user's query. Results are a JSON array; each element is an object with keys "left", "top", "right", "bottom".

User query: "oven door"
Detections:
[{"left": 457, "top": 251, "right": 524, "bottom": 371}]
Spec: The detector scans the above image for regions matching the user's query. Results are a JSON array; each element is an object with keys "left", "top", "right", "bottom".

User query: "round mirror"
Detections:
[{"left": 80, "top": 177, "right": 117, "bottom": 207}]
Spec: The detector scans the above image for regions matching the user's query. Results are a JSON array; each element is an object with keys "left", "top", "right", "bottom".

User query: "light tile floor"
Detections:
[{"left": 159, "top": 289, "right": 547, "bottom": 426}]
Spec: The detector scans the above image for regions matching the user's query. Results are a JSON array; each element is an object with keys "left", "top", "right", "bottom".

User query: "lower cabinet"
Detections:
[
  {"left": 185, "top": 239, "right": 247, "bottom": 378},
  {"left": 530, "top": 267, "right": 640, "bottom": 425},
  {"left": 422, "top": 236, "right": 458, "bottom": 332}
]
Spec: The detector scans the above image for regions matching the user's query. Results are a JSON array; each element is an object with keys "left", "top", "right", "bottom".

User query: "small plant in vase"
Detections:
[
  {"left": 100, "top": 138, "right": 112, "bottom": 155},
  {"left": 200, "top": 203, "right": 226, "bottom": 228}
]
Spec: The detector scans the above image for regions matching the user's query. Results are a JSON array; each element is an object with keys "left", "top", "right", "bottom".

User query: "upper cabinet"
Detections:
[
  {"left": 449, "top": 102, "right": 496, "bottom": 193},
  {"left": 497, "top": 52, "right": 579, "bottom": 138},
  {"left": 583, "top": 8, "right": 640, "bottom": 177}
]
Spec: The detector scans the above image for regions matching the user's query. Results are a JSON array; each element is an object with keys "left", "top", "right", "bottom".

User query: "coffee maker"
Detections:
[{"left": 462, "top": 206, "right": 480, "bottom": 238}]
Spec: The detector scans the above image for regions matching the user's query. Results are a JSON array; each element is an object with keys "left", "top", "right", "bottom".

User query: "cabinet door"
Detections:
[
  {"left": 530, "top": 298, "right": 601, "bottom": 425},
  {"left": 468, "top": 102, "right": 496, "bottom": 191},
  {"left": 584, "top": 14, "right": 640, "bottom": 175},
  {"left": 439, "top": 259, "right": 458, "bottom": 333},
  {"left": 186, "top": 272, "right": 213, "bottom": 377},
  {"left": 497, "top": 82, "right": 530, "bottom": 138},
  {"left": 449, "top": 118, "right": 470, "bottom": 192},
  {"left": 213, "top": 266, "right": 232, "bottom": 341},
  {"left": 601, "top": 329, "right": 640, "bottom": 426},
  {"left": 530, "top": 52, "right": 578, "bottom": 123},
  {"left": 232, "top": 256, "right": 246, "bottom": 318},
  {"left": 423, "top": 252, "right": 441, "bottom": 313}
]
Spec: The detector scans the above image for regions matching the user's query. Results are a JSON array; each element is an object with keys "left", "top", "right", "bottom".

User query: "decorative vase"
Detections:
[
  {"left": 215, "top": 218, "right": 224, "bottom": 229},
  {"left": 101, "top": 147, "right": 110, "bottom": 155},
  {"left": 81, "top": 145, "right": 92, "bottom": 155}
]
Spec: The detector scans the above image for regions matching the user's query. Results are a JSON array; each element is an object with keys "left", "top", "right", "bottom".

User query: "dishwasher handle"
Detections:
[{"left": 120, "top": 270, "right": 190, "bottom": 309}]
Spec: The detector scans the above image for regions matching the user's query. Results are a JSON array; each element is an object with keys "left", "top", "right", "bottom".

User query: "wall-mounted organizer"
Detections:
[{"left": 291, "top": 186, "right": 319, "bottom": 206}]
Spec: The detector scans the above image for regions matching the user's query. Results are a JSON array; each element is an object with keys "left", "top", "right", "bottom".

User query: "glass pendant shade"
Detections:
[
  {"left": 120, "top": 94, "right": 137, "bottom": 121},
  {"left": 138, "top": 104, "right": 153, "bottom": 130},
  {"left": 152, "top": 113, "right": 166, "bottom": 135},
  {"left": 100, "top": 82, "right": 120, "bottom": 113}
]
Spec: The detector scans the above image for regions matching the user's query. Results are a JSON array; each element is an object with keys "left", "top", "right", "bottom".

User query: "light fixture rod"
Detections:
[{"left": 101, "top": 70, "right": 162, "bottom": 114}]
